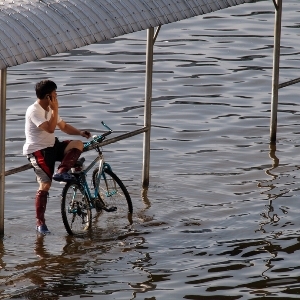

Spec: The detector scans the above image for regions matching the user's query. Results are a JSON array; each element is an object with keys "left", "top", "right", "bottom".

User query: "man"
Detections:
[{"left": 23, "top": 80, "right": 91, "bottom": 235}]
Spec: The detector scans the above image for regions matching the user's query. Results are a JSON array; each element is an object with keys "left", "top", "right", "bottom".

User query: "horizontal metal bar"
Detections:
[
  {"left": 5, "top": 163, "right": 32, "bottom": 176},
  {"left": 279, "top": 77, "right": 300, "bottom": 89},
  {"left": 5, "top": 126, "right": 149, "bottom": 176},
  {"left": 100, "top": 126, "right": 148, "bottom": 147}
]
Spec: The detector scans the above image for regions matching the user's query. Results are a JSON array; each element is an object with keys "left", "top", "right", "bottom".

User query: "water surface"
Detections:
[{"left": 2, "top": 0, "right": 300, "bottom": 299}]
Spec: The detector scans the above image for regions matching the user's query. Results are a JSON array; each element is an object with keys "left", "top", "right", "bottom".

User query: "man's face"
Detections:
[
  {"left": 45, "top": 90, "right": 57, "bottom": 105},
  {"left": 48, "top": 90, "right": 57, "bottom": 101}
]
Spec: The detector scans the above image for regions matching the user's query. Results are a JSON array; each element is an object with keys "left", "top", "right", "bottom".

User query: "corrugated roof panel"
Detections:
[
  {"left": 105, "top": 1, "right": 134, "bottom": 34},
  {"left": 158, "top": 2, "right": 180, "bottom": 22},
  {"left": 118, "top": 1, "right": 150, "bottom": 31},
  {"left": 127, "top": 0, "right": 155, "bottom": 28},
  {"left": 0, "top": 0, "right": 255, "bottom": 69},
  {"left": 175, "top": 1, "right": 196, "bottom": 18},
  {"left": 77, "top": 3, "right": 109, "bottom": 40}
]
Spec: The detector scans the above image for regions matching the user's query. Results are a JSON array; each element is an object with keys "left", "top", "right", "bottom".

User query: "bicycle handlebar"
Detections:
[{"left": 83, "top": 121, "right": 113, "bottom": 152}]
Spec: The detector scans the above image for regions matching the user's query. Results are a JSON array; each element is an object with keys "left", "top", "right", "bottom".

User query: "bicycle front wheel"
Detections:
[
  {"left": 61, "top": 182, "right": 92, "bottom": 235},
  {"left": 92, "top": 168, "right": 133, "bottom": 222}
]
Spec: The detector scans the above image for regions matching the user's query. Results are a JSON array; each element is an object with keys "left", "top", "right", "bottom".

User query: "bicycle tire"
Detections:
[
  {"left": 92, "top": 168, "right": 133, "bottom": 222},
  {"left": 61, "top": 182, "right": 92, "bottom": 235}
]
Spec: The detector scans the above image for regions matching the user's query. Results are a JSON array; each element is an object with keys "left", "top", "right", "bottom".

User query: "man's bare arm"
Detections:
[{"left": 58, "top": 121, "right": 91, "bottom": 138}]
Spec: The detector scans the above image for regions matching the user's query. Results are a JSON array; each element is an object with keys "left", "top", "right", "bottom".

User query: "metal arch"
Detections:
[
  {"left": 211, "top": 0, "right": 225, "bottom": 10},
  {"left": 54, "top": 0, "right": 98, "bottom": 44},
  {"left": 11, "top": 5, "right": 59, "bottom": 57},
  {"left": 76, "top": 1, "right": 108, "bottom": 40},
  {"left": 171, "top": 0, "right": 193, "bottom": 20},
  {"left": 0, "top": 13, "right": 39, "bottom": 64},
  {"left": 187, "top": 0, "right": 206, "bottom": 15},
  {"left": 182, "top": 0, "right": 198, "bottom": 16},
  {"left": 8, "top": 7, "right": 51, "bottom": 58},
  {"left": 154, "top": 0, "right": 179, "bottom": 22},
  {"left": 130, "top": 0, "right": 150, "bottom": 28},
  {"left": 105, "top": 1, "right": 136, "bottom": 33},
  {"left": 95, "top": 1, "right": 127, "bottom": 37},
  {"left": 152, "top": 0, "right": 180, "bottom": 23},
  {"left": 201, "top": 0, "right": 214, "bottom": 14},
  {"left": 0, "top": 0, "right": 255, "bottom": 69},
  {"left": 0, "top": 25, "right": 23, "bottom": 64},
  {"left": 124, "top": 0, "right": 151, "bottom": 30},
  {"left": 41, "top": 4, "right": 83, "bottom": 49},
  {"left": 0, "top": 43, "right": 10, "bottom": 68},
  {"left": 82, "top": 2, "right": 115, "bottom": 40},
  {"left": 143, "top": 0, "right": 171, "bottom": 24},
  {"left": 0, "top": 24, "right": 21, "bottom": 66},
  {"left": 216, "top": 0, "right": 230, "bottom": 9},
  {"left": 166, "top": 1, "right": 188, "bottom": 21},
  {"left": 91, "top": 1, "right": 123, "bottom": 39},
  {"left": 44, "top": 2, "right": 91, "bottom": 47},
  {"left": 28, "top": 4, "right": 68, "bottom": 54},
  {"left": 129, "top": 0, "right": 161, "bottom": 28}
]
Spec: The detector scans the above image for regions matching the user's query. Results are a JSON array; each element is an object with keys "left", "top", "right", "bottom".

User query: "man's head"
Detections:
[{"left": 35, "top": 80, "right": 57, "bottom": 100}]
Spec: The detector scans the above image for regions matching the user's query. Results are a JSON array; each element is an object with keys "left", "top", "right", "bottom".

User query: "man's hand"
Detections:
[
  {"left": 48, "top": 95, "right": 59, "bottom": 112},
  {"left": 80, "top": 130, "right": 91, "bottom": 139}
]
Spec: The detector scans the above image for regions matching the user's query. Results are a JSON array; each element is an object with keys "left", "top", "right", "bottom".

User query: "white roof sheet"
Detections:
[{"left": 0, "top": 0, "right": 254, "bottom": 69}]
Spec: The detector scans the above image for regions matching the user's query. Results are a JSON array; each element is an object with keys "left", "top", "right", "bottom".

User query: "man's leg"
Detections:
[
  {"left": 36, "top": 182, "right": 51, "bottom": 234},
  {"left": 28, "top": 149, "right": 55, "bottom": 234},
  {"left": 53, "top": 140, "right": 83, "bottom": 182}
]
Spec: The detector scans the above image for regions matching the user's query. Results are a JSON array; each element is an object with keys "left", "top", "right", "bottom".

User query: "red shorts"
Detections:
[{"left": 27, "top": 138, "right": 70, "bottom": 183}]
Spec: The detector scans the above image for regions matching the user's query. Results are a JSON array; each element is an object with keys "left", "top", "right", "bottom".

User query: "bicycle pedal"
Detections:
[{"left": 105, "top": 206, "right": 117, "bottom": 212}]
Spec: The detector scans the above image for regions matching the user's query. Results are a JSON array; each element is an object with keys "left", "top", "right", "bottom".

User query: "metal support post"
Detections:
[
  {"left": 270, "top": 0, "right": 282, "bottom": 143},
  {"left": 0, "top": 68, "right": 7, "bottom": 236},
  {"left": 142, "top": 28, "right": 154, "bottom": 188}
]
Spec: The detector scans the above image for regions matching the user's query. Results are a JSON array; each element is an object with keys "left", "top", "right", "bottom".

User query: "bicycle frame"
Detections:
[
  {"left": 61, "top": 121, "right": 132, "bottom": 235},
  {"left": 70, "top": 121, "right": 114, "bottom": 208},
  {"left": 74, "top": 151, "right": 111, "bottom": 205}
]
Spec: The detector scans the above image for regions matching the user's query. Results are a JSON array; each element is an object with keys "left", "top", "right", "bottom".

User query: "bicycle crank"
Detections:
[{"left": 102, "top": 206, "right": 117, "bottom": 212}]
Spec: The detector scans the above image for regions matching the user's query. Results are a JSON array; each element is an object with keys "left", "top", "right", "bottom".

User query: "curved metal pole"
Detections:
[
  {"left": 142, "top": 28, "right": 154, "bottom": 188},
  {"left": 0, "top": 68, "right": 7, "bottom": 236},
  {"left": 270, "top": 0, "right": 282, "bottom": 143}
]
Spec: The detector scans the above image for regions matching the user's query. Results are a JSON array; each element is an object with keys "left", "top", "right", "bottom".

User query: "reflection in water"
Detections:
[
  {"left": 35, "top": 235, "right": 50, "bottom": 259},
  {"left": 266, "top": 143, "right": 279, "bottom": 179},
  {"left": 257, "top": 143, "right": 280, "bottom": 234},
  {"left": 141, "top": 188, "right": 151, "bottom": 210}
]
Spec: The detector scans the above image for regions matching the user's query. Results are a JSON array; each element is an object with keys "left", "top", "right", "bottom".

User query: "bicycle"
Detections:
[{"left": 60, "top": 121, "right": 133, "bottom": 235}]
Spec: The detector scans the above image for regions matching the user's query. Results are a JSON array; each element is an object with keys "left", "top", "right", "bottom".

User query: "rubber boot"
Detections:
[
  {"left": 57, "top": 148, "right": 82, "bottom": 174},
  {"left": 35, "top": 190, "right": 48, "bottom": 226}
]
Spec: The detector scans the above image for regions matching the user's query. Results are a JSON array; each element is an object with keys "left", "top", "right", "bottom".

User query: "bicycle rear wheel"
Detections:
[
  {"left": 61, "top": 182, "right": 92, "bottom": 235},
  {"left": 92, "top": 168, "right": 133, "bottom": 222}
]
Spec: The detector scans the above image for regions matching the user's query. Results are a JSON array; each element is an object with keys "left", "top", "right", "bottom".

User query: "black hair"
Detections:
[{"left": 35, "top": 80, "right": 57, "bottom": 99}]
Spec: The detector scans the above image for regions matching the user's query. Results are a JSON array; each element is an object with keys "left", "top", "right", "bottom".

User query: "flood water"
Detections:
[{"left": 2, "top": 0, "right": 300, "bottom": 299}]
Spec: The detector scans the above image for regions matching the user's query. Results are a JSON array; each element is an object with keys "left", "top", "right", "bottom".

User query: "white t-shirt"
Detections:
[{"left": 23, "top": 101, "right": 62, "bottom": 155}]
